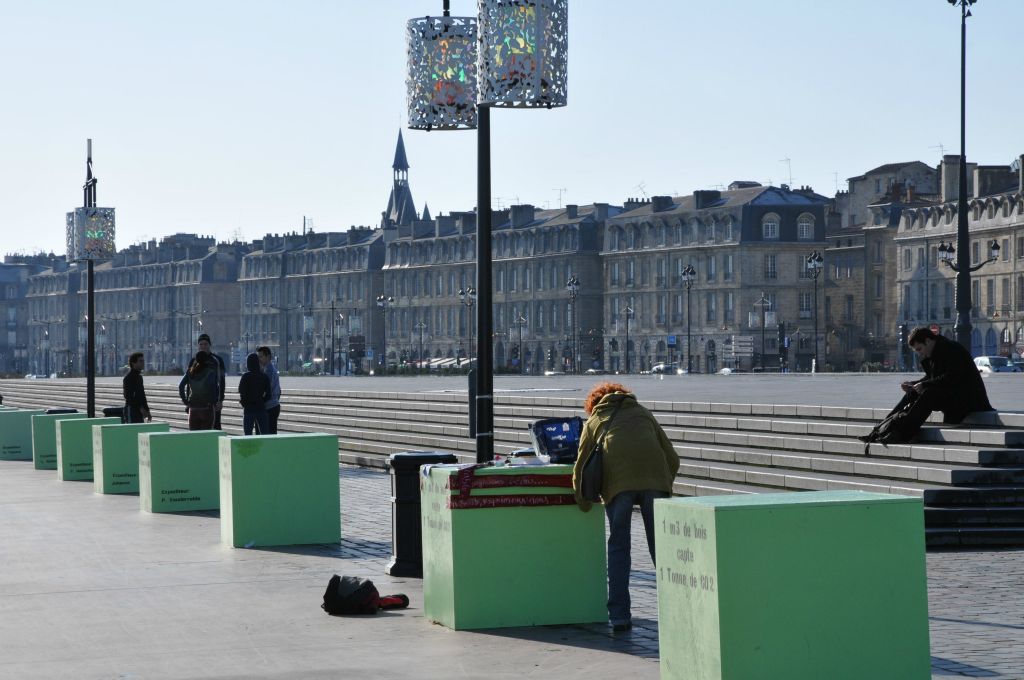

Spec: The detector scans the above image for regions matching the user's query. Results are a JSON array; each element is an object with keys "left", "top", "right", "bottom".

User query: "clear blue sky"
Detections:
[{"left": 2, "top": 0, "right": 1022, "bottom": 256}]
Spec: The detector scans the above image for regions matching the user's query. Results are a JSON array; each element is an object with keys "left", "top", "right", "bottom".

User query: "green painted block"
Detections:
[
  {"left": 55, "top": 417, "right": 121, "bottom": 481},
  {"left": 32, "top": 413, "right": 88, "bottom": 469},
  {"left": 92, "top": 422, "right": 170, "bottom": 494},
  {"left": 421, "top": 465, "right": 607, "bottom": 630},
  {"left": 655, "top": 491, "right": 931, "bottom": 680},
  {"left": 0, "top": 409, "right": 46, "bottom": 460},
  {"left": 139, "top": 431, "right": 227, "bottom": 513},
  {"left": 219, "top": 434, "right": 341, "bottom": 548}
]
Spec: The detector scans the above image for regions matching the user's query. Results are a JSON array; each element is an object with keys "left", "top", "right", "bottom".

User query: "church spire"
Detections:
[
  {"left": 392, "top": 129, "right": 410, "bottom": 173},
  {"left": 382, "top": 130, "right": 416, "bottom": 229}
]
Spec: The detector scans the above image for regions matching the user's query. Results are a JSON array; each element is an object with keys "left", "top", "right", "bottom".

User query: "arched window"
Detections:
[
  {"left": 761, "top": 213, "right": 780, "bottom": 240},
  {"left": 797, "top": 213, "right": 815, "bottom": 240}
]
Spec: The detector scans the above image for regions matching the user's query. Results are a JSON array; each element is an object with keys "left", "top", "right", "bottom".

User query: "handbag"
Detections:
[{"left": 580, "top": 399, "right": 624, "bottom": 502}]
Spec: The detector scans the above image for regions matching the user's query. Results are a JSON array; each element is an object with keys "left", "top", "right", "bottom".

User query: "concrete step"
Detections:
[
  {"left": 924, "top": 506, "right": 1024, "bottom": 527},
  {"left": 925, "top": 526, "right": 1024, "bottom": 548}
]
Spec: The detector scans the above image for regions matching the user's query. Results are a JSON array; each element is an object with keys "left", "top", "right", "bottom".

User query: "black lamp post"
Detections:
[
  {"left": 565, "top": 274, "right": 580, "bottom": 374},
  {"left": 622, "top": 306, "right": 634, "bottom": 374},
  {"left": 458, "top": 287, "right": 476, "bottom": 365},
  {"left": 938, "top": 238, "right": 999, "bottom": 348},
  {"left": 415, "top": 321, "right": 427, "bottom": 374},
  {"left": 947, "top": 0, "right": 980, "bottom": 351},
  {"left": 681, "top": 264, "right": 696, "bottom": 374},
  {"left": 805, "top": 251, "right": 824, "bottom": 371},
  {"left": 513, "top": 314, "right": 527, "bottom": 375},
  {"left": 753, "top": 292, "right": 770, "bottom": 371},
  {"left": 376, "top": 294, "right": 394, "bottom": 376}
]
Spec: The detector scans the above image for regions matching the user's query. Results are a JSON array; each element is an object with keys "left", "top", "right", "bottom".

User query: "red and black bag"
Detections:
[{"left": 321, "top": 575, "right": 409, "bottom": 616}]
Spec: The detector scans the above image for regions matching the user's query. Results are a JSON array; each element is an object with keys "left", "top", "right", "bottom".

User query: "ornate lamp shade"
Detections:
[
  {"left": 477, "top": 0, "right": 567, "bottom": 108},
  {"left": 66, "top": 207, "right": 116, "bottom": 261},
  {"left": 407, "top": 15, "right": 479, "bottom": 130}
]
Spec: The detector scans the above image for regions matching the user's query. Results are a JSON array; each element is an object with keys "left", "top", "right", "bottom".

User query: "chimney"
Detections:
[
  {"left": 940, "top": 154, "right": 978, "bottom": 202},
  {"left": 905, "top": 184, "right": 916, "bottom": 203},
  {"left": 1019, "top": 154, "right": 1024, "bottom": 193},
  {"left": 651, "top": 195, "right": 674, "bottom": 212},
  {"left": 511, "top": 204, "right": 535, "bottom": 227},
  {"left": 693, "top": 190, "right": 721, "bottom": 210},
  {"left": 565, "top": 204, "right": 578, "bottom": 219},
  {"left": 592, "top": 203, "right": 609, "bottom": 220}
]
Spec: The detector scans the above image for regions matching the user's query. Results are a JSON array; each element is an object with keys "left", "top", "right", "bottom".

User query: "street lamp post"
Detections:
[
  {"left": 805, "top": 251, "right": 824, "bottom": 371},
  {"left": 514, "top": 314, "right": 527, "bottom": 375},
  {"left": 565, "top": 274, "right": 580, "bottom": 374},
  {"left": 415, "top": 321, "right": 427, "bottom": 374},
  {"left": 681, "top": 264, "right": 696, "bottom": 374},
  {"left": 376, "top": 295, "right": 393, "bottom": 376},
  {"left": 622, "top": 306, "right": 634, "bottom": 374},
  {"left": 458, "top": 287, "right": 476, "bottom": 366},
  {"left": 753, "top": 292, "right": 770, "bottom": 371},
  {"left": 947, "top": 0, "right": 980, "bottom": 351},
  {"left": 938, "top": 238, "right": 1000, "bottom": 351}
]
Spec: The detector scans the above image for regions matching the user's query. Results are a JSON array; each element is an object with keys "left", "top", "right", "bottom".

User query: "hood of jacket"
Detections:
[{"left": 245, "top": 352, "right": 261, "bottom": 373}]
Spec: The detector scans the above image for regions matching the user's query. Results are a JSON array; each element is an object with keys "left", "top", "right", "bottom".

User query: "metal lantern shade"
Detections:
[
  {"left": 66, "top": 207, "right": 116, "bottom": 261},
  {"left": 407, "top": 15, "right": 478, "bottom": 130},
  {"left": 477, "top": 0, "right": 567, "bottom": 108}
]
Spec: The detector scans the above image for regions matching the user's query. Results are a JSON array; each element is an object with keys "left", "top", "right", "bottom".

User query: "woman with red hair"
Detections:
[{"left": 573, "top": 382, "right": 679, "bottom": 632}]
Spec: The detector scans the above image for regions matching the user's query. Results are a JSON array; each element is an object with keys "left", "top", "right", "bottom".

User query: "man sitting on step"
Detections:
[{"left": 859, "top": 327, "right": 993, "bottom": 448}]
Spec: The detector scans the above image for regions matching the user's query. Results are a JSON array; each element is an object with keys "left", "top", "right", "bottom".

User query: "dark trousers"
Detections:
[
  {"left": 896, "top": 385, "right": 965, "bottom": 433},
  {"left": 124, "top": 404, "right": 145, "bottom": 424},
  {"left": 213, "top": 406, "right": 223, "bottom": 430},
  {"left": 266, "top": 405, "right": 281, "bottom": 434},
  {"left": 188, "top": 404, "right": 216, "bottom": 431},
  {"left": 243, "top": 407, "right": 269, "bottom": 436}
]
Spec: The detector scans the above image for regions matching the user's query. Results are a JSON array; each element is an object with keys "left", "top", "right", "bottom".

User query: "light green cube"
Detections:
[
  {"left": 219, "top": 434, "right": 340, "bottom": 548},
  {"left": 139, "top": 431, "right": 226, "bottom": 513},
  {"left": 421, "top": 464, "right": 607, "bottom": 630},
  {"left": 55, "top": 417, "right": 121, "bottom": 481},
  {"left": 92, "top": 422, "right": 170, "bottom": 494},
  {"left": 32, "top": 413, "right": 88, "bottom": 470},
  {"left": 0, "top": 409, "right": 46, "bottom": 460},
  {"left": 655, "top": 491, "right": 930, "bottom": 680}
]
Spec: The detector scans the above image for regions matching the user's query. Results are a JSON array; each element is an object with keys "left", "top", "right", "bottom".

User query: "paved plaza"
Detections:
[{"left": 2, "top": 373, "right": 1023, "bottom": 678}]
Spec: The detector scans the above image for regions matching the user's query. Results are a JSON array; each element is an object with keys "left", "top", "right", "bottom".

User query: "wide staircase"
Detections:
[{"left": 3, "top": 378, "right": 1023, "bottom": 548}]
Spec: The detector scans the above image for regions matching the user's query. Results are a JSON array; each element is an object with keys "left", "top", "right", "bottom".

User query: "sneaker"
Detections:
[{"left": 612, "top": 622, "right": 633, "bottom": 633}]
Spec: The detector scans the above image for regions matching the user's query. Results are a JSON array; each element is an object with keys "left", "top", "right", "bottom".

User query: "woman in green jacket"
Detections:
[{"left": 573, "top": 382, "right": 680, "bottom": 632}]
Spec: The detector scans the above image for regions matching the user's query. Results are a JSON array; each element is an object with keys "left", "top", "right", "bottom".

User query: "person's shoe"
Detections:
[
  {"left": 611, "top": 622, "right": 632, "bottom": 633},
  {"left": 856, "top": 434, "right": 874, "bottom": 443}
]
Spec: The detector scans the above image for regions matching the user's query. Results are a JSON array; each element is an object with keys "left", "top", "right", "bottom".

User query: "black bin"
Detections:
[
  {"left": 386, "top": 451, "right": 458, "bottom": 577},
  {"left": 44, "top": 408, "right": 78, "bottom": 415},
  {"left": 101, "top": 406, "right": 125, "bottom": 422}
]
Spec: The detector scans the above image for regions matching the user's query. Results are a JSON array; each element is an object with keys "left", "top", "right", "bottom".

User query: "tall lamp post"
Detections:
[
  {"left": 805, "top": 251, "right": 824, "bottom": 371},
  {"left": 753, "top": 292, "right": 770, "bottom": 371},
  {"left": 622, "top": 306, "right": 634, "bottom": 374},
  {"left": 565, "top": 274, "right": 580, "bottom": 374},
  {"left": 415, "top": 321, "right": 427, "bottom": 374},
  {"left": 376, "top": 294, "right": 394, "bottom": 376},
  {"left": 938, "top": 238, "right": 1000, "bottom": 349},
  {"left": 458, "top": 287, "right": 476, "bottom": 365},
  {"left": 514, "top": 314, "right": 527, "bottom": 375},
  {"left": 680, "top": 264, "right": 696, "bottom": 374},
  {"left": 406, "top": 0, "right": 567, "bottom": 462},
  {"left": 947, "top": 0, "right": 980, "bottom": 351}
]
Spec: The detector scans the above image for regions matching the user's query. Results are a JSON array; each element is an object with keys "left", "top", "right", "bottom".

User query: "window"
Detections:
[
  {"left": 610, "top": 261, "right": 620, "bottom": 287},
  {"left": 724, "top": 292, "right": 734, "bottom": 323},
  {"left": 844, "top": 295, "right": 854, "bottom": 321},
  {"left": 918, "top": 247, "right": 925, "bottom": 269},
  {"left": 797, "top": 214, "right": 815, "bottom": 240},
  {"left": 874, "top": 241, "right": 883, "bottom": 263},
  {"left": 972, "top": 241, "right": 980, "bottom": 265},
  {"left": 706, "top": 294, "right": 717, "bottom": 322},
  {"left": 764, "top": 254, "right": 777, "bottom": 280},
  {"left": 1002, "top": 238, "right": 1009, "bottom": 261},
  {"left": 1018, "top": 235, "right": 1024, "bottom": 259},
  {"left": 903, "top": 249, "right": 912, "bottom": 271},
  {"left": 875, "top": 275, "right": 883, "bottom": 299},
  {"left": 987, "top": 279, "right": 995, "bottom": 316},
  {"left": 723, "top": 254, "right": 733, "bottom": 281},
  {"left": 762, "top": 214, "right": 779, "bottom": 240},
  {"left": 706, "top": 255, "right": 716, "bottom": 281},
  {"left": 799, "top": 255, "right": 811, "bottom": 279}
]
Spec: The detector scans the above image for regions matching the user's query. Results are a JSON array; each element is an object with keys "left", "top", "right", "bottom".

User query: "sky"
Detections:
[{"left": 1, "top": 0, "right": 1022, "bottom": 256}]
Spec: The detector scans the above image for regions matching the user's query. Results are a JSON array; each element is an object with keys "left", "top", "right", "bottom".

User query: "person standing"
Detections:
[
  {"left": 238, "top": 352, "right": 270, "bottom": 435},
  {"left": 178, "top": 350, "right": 220, "bottom": 430},
  {"left": 196, "top": 333, "right": 227, "bottom": 430},
  {"left": 122, "top": 352, "right": 152, "bottom": 423},
  {"left": 256, "top": 346, "right": 281, "bottom": 434},
  {"left": 572, "top": 382, "right": 680, "bottom": 633}
]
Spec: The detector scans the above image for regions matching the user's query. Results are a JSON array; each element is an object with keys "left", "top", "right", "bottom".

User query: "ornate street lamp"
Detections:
[
  {"left": 565, "top": 274, "right": 579, "bottom": 374},
  {"left": 376, "top": 294, "right": 394, "bottom": 376},
  {"left": 753, "top": 292, "right": 771, "bottom": 372},
  {"left": 406, "top": 0, "right": 567, "bottom": 462},
  {"left": 806, "top": 251, "right": 824, "bottom": 371},
  {"left": 622, "top": 306, "right": 634, "bottom": 374},
  {"left": 680, "top": 264, "right": 696, "bottom": 374},
  {"left": 415, "top": 321, "right": 428, "bottom": 374},
  {"left": 458, "top": 287, "right": 477, "bottom": 365},
  {"left": 946, "top": 0, "right": 980, "bottom": 351},
  {"left": 513, "top": 313, "right": 527, "bottom": 375}
]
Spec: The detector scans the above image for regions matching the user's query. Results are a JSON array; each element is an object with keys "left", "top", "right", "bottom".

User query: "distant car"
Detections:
[
  {"left": 974, "top": 356, "right": 1020, "bottom": 373},
  {"left": 651, "top": 362, "right": 680, "bottom": 375},
  {"left": 543, "top": 370, "right": 565, "bottom": 376},
  {"left": 584, "top": 368, "right": 606, "bottom": 375}
]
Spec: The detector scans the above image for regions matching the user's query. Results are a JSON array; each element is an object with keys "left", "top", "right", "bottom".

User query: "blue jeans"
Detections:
[
  {"left": 243, "top": 407, "right": 269, "bottom": 436},
  {"left": 604, "top": 489, "right": 669, "bottom": 625}
]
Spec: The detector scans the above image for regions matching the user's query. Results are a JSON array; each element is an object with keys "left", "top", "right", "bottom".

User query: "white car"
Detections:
[{"left": 974, "top": 356, "right": 1020, "bottom": 374}]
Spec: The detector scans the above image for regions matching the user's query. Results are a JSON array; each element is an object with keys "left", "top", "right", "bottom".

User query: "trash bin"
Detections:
[
  {"left": 102, "top": 406, "right": 125, "bottom": 423},
  {"left": 386, "top": 451, "right": 458, "bottom": 578},
  {"left": 44, "top": 408, "right": 79, "bottom": 415},
  {"left": 528, "top": 416, "right": 584, "bottom": 464}
]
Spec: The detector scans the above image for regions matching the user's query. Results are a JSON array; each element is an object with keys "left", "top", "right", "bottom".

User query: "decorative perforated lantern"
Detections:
[
  {"left": 407, "top": 14, "right": 479, "bottom": 130},
  {"left": 66, "top": 207, "right": 116, "bottom": 261},
  {"left": 477, "top": 0, "right": 567, "bottom": 108}
]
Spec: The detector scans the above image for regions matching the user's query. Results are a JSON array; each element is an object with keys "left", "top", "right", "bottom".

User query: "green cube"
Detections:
[
  {"left": 139, "top": 431, "right": 226, "bottom": 513},
  {"left": 655, "top": 491, "right": 931, "bottom": 680},
  {"left": 32, "top": 413, "right": 88, "bottom": 470},
  {"left": 0, "top": 410, "right": 46, "bottom": 460},
  {"left": 219, "top": 434, "right": 340, "bottom": 548},
  {"left": 56, "top": 417, "right": 121, "bottom": 481},
  {"left": 92, "top": 422, "right": 170, "bottom": 494},
  {"left": 421, "top": 464, "right": 607, "bottom": 630}
]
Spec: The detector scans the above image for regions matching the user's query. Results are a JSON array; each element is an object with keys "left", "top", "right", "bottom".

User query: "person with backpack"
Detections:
[
  {"left": 238, "top": 352, "right": 270, "bottom": 435},
  {"left": 178, "top": 350, "right": 221, "bottom": 430},
  {"left": 196, "top": 333, "right": 227, "bottom": 430},
  {"left": 859, "top": 326, "right": 993, "bottom": 450},
  {"left": 122, "top": 352, "right": 152, "bottom": 423}
]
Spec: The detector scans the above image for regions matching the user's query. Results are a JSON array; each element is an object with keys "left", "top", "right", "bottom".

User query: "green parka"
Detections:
[{"left": 572, "top": 392, "right": 680, "bottom": 512}]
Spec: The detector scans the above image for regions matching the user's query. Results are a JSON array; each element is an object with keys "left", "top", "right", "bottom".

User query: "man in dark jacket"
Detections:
[
  {"left": 122, "top": 352, "right": 151, "bottom": 423},
  {"left": 238, "top": 352, "right": 270, "bottom": 435},
  {"left": 196, "top": 333, "right": 227, "bottom": 430}
]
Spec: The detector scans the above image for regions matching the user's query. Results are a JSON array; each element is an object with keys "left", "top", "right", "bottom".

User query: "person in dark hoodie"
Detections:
[
  {"left": 122, "top": 352, "right": 152, "bottom": 423},
  {"left": 238, "top": 352, "right": 271, "bottom": 435}
]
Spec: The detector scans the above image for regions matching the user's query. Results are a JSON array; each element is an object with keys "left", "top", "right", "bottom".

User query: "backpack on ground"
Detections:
[
  {"left": 321, "top": 575, "right": 409, "bottom": 616},
  {"left": 861, "top": 400, "right": 918, "bottom": 455}
]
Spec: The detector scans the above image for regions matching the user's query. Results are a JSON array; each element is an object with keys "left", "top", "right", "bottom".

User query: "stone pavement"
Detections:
[{"left": 2, "top": 458, "right": 1022, "bottom": 678}]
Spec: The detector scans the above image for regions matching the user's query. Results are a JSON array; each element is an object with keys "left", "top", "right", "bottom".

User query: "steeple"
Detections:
[
  {"left": 382, "top": 130, "right": 416, "bottom": 229},
  {"left": 393, "top": 129, "right": 410, "bottom": 175},
  {"left": 421, "top": 203, "right": 432, "bottom": 222}
]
